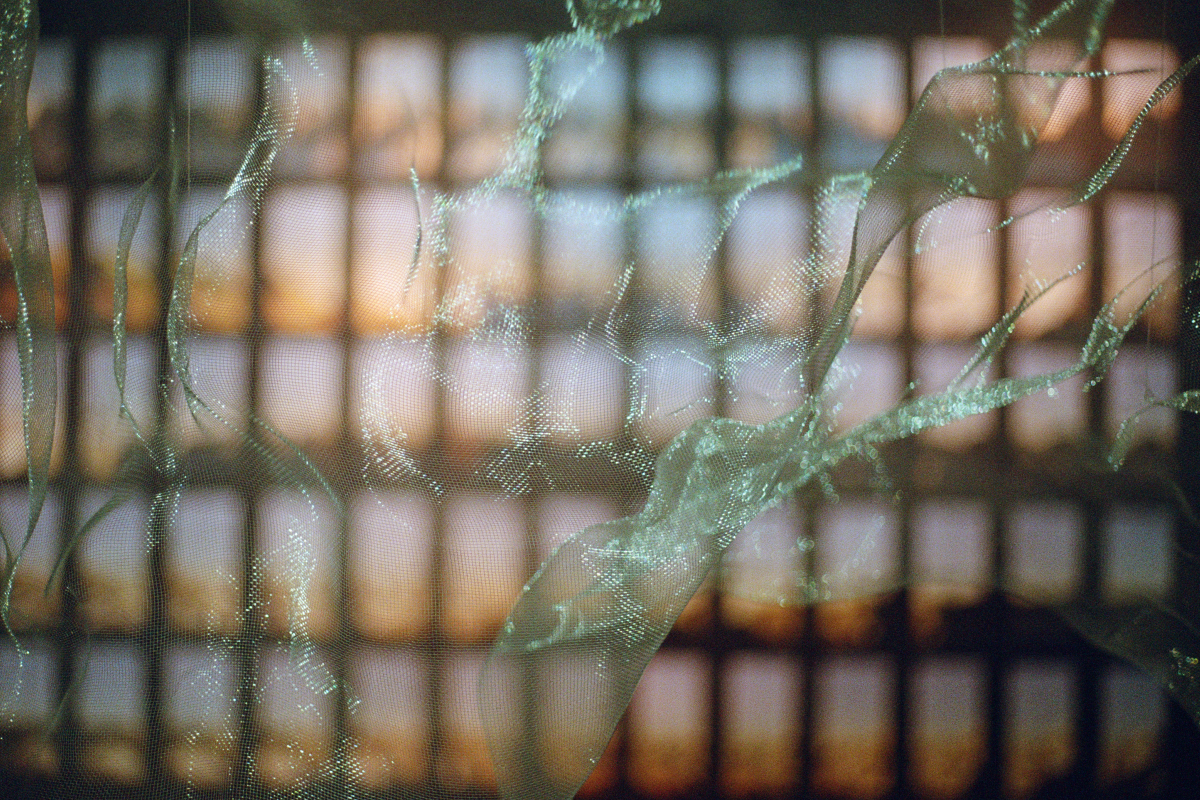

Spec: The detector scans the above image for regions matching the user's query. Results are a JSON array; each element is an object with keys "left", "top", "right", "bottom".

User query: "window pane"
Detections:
[
  {"left": 819, "top": 38, "right": 904, "bottom": 172},
  {"left": 350, "top": 490, "right": 432, "bottom": 640},
  {"left": 910, "top": 657, "right": 985, "bottom": 798},
  {"left": 1006, "top": 662, "right": 1075, "bottom": 798},
  {"left": 355, "top": 35, "right": 443, "bottom": 180},
  {"left": 813, "top": 656, "right": 893, "bottom": 799},
  {"left": 722, "top": 654, "right": 802, "bottom": 794},
  {"left": 630, "top": 651, "right": 709, "bottom": 795},
  {"left": 448, "top": 36, "right": 528, "bottom": 181},
  {"left": 90, "top": 39, "right": 163, "bottom": 175},
  {"left": 637, "top": 40, "right": 716, "bottom": 179},
  {"left": 178, "top": 37, "right": 252, "bottom": 174}
]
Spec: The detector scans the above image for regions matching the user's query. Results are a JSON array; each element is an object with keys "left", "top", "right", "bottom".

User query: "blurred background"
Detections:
[{"left": 1, "top": 0, "right": 1198, "bottom": 798}]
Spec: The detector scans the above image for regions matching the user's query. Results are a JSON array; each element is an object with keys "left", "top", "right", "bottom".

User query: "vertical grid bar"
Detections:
[
  {"left": 798, "top": 29, "right": 823, "bottom": 799},
  {"left": 890, "top": 31, "right": 919, "bottom": 800},
  {"left": 519, "top": 32, "right": 548, "bottom": 793},
  {"left": 1071, "top": 57, "right": 1110, "bottom": 793},
  {"left": 978, "top": 504, "right": 1010, "bottom": 799},
  {"left": 983, "top": 21, "right": 1027, "bottom": 789},
  {"left": 608, "top": 37, "right": 642, "bottom": 798},
  {"left": 54, "top": 32, "right": 93, "bottom": 788},
  {"left": 140, "top": 34, "right": 182, "bottom": 791},
  {"left": 983, "top": 81, "right": 1015, "bottom": 800},
  {"left": 330, "top": 33, "right": 360, "bottom": 798},
  {"left": 423, "top": 33, "right": 454, "bottom": 794},
  {"left": 705, "top": 28, "right": 732, "bottom": 800},
  {"left": 230, "top": 44, "right": 269, "bottom": 800}
]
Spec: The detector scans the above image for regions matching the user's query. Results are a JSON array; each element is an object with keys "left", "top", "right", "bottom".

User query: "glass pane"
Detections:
[
  {"left": 88, "top": 188, "right": 161, "bottom": 330},
  {"left": 827, "top": 342, "right": 904, "bottom": 431},
  {"left": 727, "top": 189, "right": 810, "bottom": 333},
  {"left": 168, "top": 335, "right": 250, "bottom": 450},
  {"left": 260, "top": 336, "right": 343, "bottom": 446},
  {"left": 164, "top": 644, "right": 237, "bottom": 787},
  {"left": 535, "top": 494, "right": 620, "bottom": 561},
  {"left": 1007, "top": 501, "right": 1082, "bottom": 604},
  {"left": 1103, "top": 191, "right": 1180, "bottom": 339},
  {"left": 257, "top": 645, "right": 334, "bottom": 787},
  {"left": 1007, "top": 343, "right": 1087, "bottom": 451},
  {"left": 814, "top": 500, "right": 899, "bottom": 644},
  {"left": 910, "top": 657, "right": 985, "bottom": 798},
  {"left": 444, "top": 340, "right": 531, "bottom": 446},
  {"left": 813, "top": 656, "right": 893, "bottom": 799},
  {"left": 541, "top": 335, "right": 625, "bottom": 445},
  {"left": 541, "top": 190, "right": 624, "bottom": 326},
  {"left": 911, "top": 499, "right": 989, "bottom": 638},
  {"left": 1007, "top": 189, "right": 1091, "bottom": 339},
  {"left": 351, "top": 186, "right": 437, "bottom": 334},
  {"left": 636, "top": 40, "right": 716, "bottom": 179},
  {"left": 257, "top": 488, "right": 339, "bottom": 638},
  {"left": 168, "top": 489, "right": 243, "bottom": 634},
  {"left": 545, "top": 41, "right": 627, "bottom": 180},
  {"left": 176, "top": 187, "right": 253, "bottom": 333},
  {"left": 1104, "top": 345, "right": 1176, "bottom": 450},
  {"left": 448, "top": 36, "right": 528, "bottom": 181},
  {"left": 276, "top": 36, "right": 349, "bottom": 178},
  {"left": 262, "top": 185, "right": 347, "bottom": 332},
  {"left": 630, "top": 651, "right": 709, "bottom": 796},
  {"left": 350, "top": 649, "right": 427, "bottom": 787},
  {"left": 445, "top": 192, "right": 532, "bottom": 330},
  {"left": 350, "top": 490, "right": 432, "bottom": 640},
  {"left": 633, "top": 337, "right": 714, "bottom": 446},
  {"left": 1006, "top": 662, "right": 1075, "bottom": 798},
  {"left": 1102, "top": 40, "right": 1180, "bottom": 139},
  {"left": 913, "top": 198, "right": 1001, "bottom": 340},
  {"left": 915, "top": 342, "right": 998, "bottom": 449},
  {"left": 444, "top": 496, "right": 525, "bottom": 642},
  {"left": 81, "top": 334, "right": 155, "bottom": 480},
  {"left": 911, "top": 36, "right": 991, "bottom": 100},
  {"left": 178, "top": 37, "right": 252, "bottom": 174},
  {"left": 90, "top": 39, "right": 163, "bottom": 176},
  {"left": 353, "top": 337, "right": 436, "bottom": 454},
  {"left": 819, "top": 38, "right": 904, "bottom": 172},
  {"left": 355, "top": 35, "right": 442, "bottom": 180},
  {"left": 722, "top": 498, "right": 806, "bottom": 637},
  {"left": 1103, "top": 504, "right": 1172, "bottom": 602},
  {"left": 79, "top": 643, "right": 145, "bottom": 783},
  {"left": 721, "top": 653, "right": 802, "bottom": 794},
  {"left": 0, "top": 491, "right": 60, "bottom": 628},
  {"left": 443, "top": 653, "right": 512, "bottom": 788},
  {"left": 729, "top": 38, "right": 810, "bottom": 170},
  {"left": 1100, "top": 665, "right": 1165, "bottom": 786},
  {"left": 29, "top": 39, "right": 72, "bottom": 179},
  {"left": 0, "top": 640, "right": 57, "bottom": 774},
  {"left": 78, "top": 490, "right": 148, "bottom": 630}
]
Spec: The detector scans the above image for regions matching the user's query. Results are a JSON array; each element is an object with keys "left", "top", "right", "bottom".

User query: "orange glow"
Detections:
[{"left": 1102, "top": 39, "right": 1181, "bottom": 140}]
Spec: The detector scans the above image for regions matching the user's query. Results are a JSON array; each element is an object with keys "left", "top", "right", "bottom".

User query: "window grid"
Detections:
[{"left": 1, "top": 13, "right": 1194, "bottom": 800}]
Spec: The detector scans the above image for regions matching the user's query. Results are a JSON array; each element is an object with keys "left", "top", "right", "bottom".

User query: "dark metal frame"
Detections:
[{"left": 3, "top": 0, "right": 1198, "bottom": 798}]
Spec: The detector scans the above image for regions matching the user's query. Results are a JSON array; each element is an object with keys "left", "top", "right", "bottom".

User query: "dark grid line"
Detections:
[
  {"left": 330, "top": 32, "right": 360, "bottom": 799},
  {"left": 1, "top": 13, "right": 1193, "bottom": 800},
  {"left": 139, "top": 32, "right": 181, "bottom": 791},
  {"left": 229, "top": 44, "right": 270, "bottom": 800},
  {"left": 53, "top": 29, "right": 94, "bottom": 789}
]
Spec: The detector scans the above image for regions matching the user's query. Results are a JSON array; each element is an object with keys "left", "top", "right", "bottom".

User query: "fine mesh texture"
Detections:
[{"left": 1, "top": 0, "right": 1199, "bottom": 798}]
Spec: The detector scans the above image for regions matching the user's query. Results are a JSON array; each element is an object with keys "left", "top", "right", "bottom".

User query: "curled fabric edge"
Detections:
[
  {"left": 0, "top": 0, "right": 1196, "bottom": 797},
  {"left": 0, "top": 0, "right": 55, "bottom": 640},
  {"left": 480, "top": 2, "right": 1200, "bottom": 799}
]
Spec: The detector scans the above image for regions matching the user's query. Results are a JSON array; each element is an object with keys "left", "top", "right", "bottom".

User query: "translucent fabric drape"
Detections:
[{"left": 1, "top": 0, "right": 1199, "bottom": 798}]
